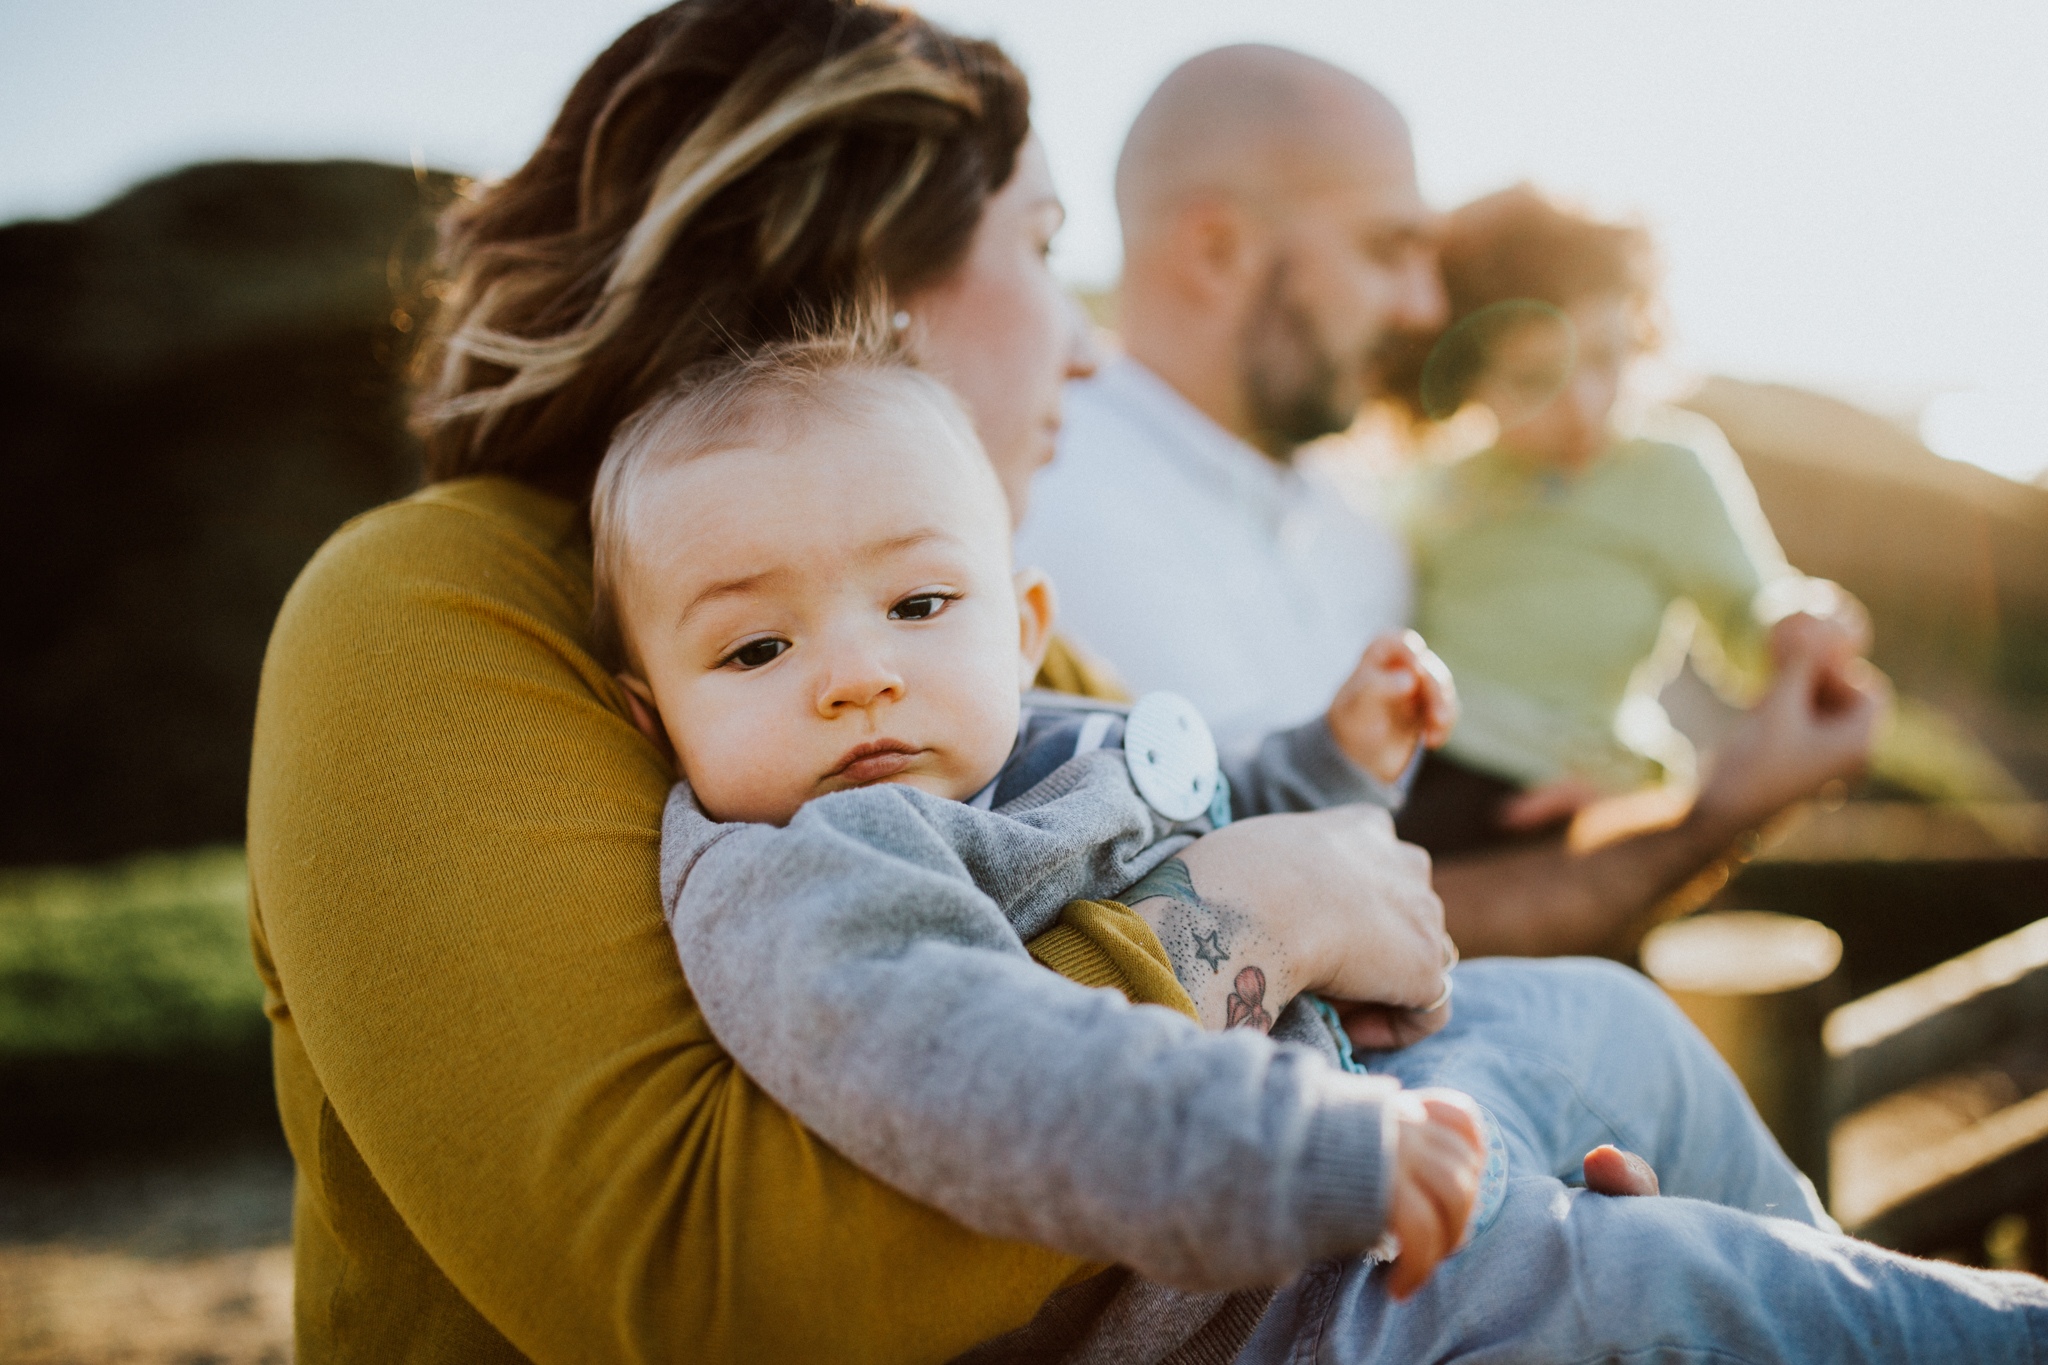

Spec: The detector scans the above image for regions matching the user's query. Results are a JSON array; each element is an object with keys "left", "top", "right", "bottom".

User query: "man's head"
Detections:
[
  {"left": 593, "top": 330, "right": 1055, "bottom": 825},
  {"left": 1115, "top": 44, "right": 1445, "bottom": 459}
]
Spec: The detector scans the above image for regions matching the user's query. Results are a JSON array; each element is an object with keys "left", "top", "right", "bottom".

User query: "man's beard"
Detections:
[{"left": 1237, "top": 260, "right": 1355, "bottom": 458}]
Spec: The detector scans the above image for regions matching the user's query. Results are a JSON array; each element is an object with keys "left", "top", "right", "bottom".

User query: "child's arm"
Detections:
[
  {"left": 1221, "top": 631, "right": 1456, "bottom": 819},
  {"left": 1383, "top": 1089, "right": 1486, "bottom": 1299},
  {"left": 662, "top": 780, "right": 1407, "bottom": 1293},
  {"left": 1325, "top": 630, "right": 1458, "bottom": 785}
]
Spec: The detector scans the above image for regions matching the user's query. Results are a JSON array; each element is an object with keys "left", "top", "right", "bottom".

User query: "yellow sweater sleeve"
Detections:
[{"left": 247, "top": 477, "right": 1190, "bottom": 1364}]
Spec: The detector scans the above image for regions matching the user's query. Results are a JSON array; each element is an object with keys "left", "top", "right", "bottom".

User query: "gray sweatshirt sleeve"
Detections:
[
  {"left": 662, "top": 777, "right": 1399, "bottom": 1292},
  {"left": 1221, "top": 715, "right": 1409, "bottom": 818}
]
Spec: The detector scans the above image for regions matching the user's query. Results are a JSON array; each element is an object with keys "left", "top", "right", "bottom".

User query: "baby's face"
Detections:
[{"left": 619, "top": 390, "right": 1046, "bottom": 825}]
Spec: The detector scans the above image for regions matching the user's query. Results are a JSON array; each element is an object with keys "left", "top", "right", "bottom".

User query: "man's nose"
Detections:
[
  {"left": 814, "top": 635, "right": 905, "bottom": 716},
  {"left": 1395, "top": 255, "right": 1448, "bottom": 333}
]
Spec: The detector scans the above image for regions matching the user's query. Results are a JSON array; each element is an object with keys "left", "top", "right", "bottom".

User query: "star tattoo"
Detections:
[{"left": 1191, "top": 928, "right": 1229, "bottom": 973}]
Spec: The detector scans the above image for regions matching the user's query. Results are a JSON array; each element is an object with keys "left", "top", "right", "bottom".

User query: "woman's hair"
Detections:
[
  {"left": 1383, "top": 184, "right": 1659, "bottom": 421},
  {"left": 589, "top": 309, "right": 980, "bottom": 670},
  {"left": 410, "top": 0, "right": 1029, "bottom": 501}
]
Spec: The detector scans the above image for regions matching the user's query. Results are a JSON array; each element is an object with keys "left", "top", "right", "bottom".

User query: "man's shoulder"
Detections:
[{"left": 1056, "top": 370, "right": 1182, "bottom": 472}]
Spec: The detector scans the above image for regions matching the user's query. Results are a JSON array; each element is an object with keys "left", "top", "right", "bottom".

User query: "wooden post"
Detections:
[{"left": 1641, "top": 911, "right": 1844, "bottom": 1192}]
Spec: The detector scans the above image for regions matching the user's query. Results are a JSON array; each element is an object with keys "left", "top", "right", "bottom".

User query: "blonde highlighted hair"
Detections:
[
  {"left": 588, "top": 309, "right": 981, "bottom": 669},
  {"left": 410, "top": 0, "right": 1029, "bottom": 500}
]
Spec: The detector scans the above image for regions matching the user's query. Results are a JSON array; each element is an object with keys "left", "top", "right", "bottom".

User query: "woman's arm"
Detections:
[{"left": 249, "top": 484, "right": 1167, "bottom": 1364}]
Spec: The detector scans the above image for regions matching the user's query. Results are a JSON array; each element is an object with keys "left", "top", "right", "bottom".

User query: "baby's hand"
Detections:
[
  {"left": 1327, "top": 631, "right": 1459, "bottom": 784},
  {"left": 1382, "top": 1087, "right": 1485, "bottom": 1299}
]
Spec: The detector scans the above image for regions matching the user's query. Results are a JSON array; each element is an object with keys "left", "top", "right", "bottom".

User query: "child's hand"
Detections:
[
  {"left": 1382, "top": 1087, "right": 1485, "bottom": 1300},
  {"left": 1765, "top": 580, "right": 1871, "bottom": 674},
  {"left": 1327, "top": 631, "right": 1459, "bottom": 784}
]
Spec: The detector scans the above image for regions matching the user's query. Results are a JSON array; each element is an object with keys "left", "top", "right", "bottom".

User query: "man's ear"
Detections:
[
  {"left": 615, "top": 673, "right": 675, "bottom": 763},
  {"left": 1014, "top": 567, "right": 1058, "bottom": 689},
  {"left": 1172, "top": 195, "right": 1259, "bottom": 305}
]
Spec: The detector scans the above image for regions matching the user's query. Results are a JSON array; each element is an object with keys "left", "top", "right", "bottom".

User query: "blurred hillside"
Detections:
[
  {"left": 0, "top": 160, "right": 450, "bottom": 866},
  {"left": 1682, "top": 379, "right": 2048, "bottom": 793},
  {"left": 0, "top": 162, "right": 2043, "bottom": 868}
]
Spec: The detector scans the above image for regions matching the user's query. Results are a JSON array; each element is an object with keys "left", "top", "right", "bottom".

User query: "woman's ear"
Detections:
[
  {"left": 615, "top": 673, "right": 675, "bottom": 763},
  {"left": 1014, "top": 567, "right": 1058, "bottom": 689}
]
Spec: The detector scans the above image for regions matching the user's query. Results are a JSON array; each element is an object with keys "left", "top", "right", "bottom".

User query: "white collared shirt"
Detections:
[{"left": 1016, "top": 357, "right": 1411, "bottom": 747}]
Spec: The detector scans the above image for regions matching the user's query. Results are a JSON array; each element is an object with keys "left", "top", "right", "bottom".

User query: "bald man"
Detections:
[
  {"left": 1018, "top": 44, "right": 1883, "bottom": 958},
  {"left": 1002, "top": 48, "right": 2043, "bottom": 1364}
]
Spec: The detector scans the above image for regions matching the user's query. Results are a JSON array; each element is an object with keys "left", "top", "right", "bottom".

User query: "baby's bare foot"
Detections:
[{"left": 1583, "top": 1144, "right": 1660, "bottom": 1197}]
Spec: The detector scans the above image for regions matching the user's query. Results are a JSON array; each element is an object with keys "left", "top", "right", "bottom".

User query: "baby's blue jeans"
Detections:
[{"left": 1239, "top": 957, "right": 2048, "bottom": 1364}]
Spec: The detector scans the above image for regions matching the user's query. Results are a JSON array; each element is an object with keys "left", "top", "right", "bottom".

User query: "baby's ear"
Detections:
[
  {"left": 615, "top": 673, "right": 675, "bottom": 760},
  {"left": 1013, "top": 567, "right": 1058, "bottom": 689}
]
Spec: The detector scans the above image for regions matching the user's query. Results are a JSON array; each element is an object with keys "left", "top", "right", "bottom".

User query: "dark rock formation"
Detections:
[{"left": 0, "top": 160, "right": 453, "bottom": 866}]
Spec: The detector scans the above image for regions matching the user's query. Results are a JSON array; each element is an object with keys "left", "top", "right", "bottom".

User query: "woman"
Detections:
[
  {"left": 249, "top": 5, "right": 1450, "bottom": 1358},
  {"left": 1389, "top": 185, "right": 1874, "bottom": 860},
  {"left": 247, "top": 6, "right": 2045, "bottom": 1361}
]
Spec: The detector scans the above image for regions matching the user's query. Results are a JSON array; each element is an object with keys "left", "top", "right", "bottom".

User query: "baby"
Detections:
[{"left": 590, "top": 326, "right": 1486, "bottom": 1307}]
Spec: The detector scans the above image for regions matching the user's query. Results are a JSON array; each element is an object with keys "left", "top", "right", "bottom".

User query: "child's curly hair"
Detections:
[{"left": 1381, "top": 184, "right": 1661, "bottom": 422}]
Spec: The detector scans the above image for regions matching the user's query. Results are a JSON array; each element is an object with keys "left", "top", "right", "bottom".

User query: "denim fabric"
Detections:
[{"left": 1237, "top": 958, "right": 2048, "bottom": 1364}]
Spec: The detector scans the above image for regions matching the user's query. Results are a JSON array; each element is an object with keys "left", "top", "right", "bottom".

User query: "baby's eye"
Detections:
[
  {"left": 721, "top": 637, "right": 789, "bottom": 670},
  {"left": 889, "top": 592, "right": 957, "bottom": 622}
]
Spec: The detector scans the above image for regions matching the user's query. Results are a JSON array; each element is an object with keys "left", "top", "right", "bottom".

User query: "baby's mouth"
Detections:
[{"left": 828, "top": 740, "right": 926, "bottom": 786}]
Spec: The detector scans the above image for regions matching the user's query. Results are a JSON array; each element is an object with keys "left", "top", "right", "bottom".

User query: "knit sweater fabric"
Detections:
[{"left": 662, "top": 695, "right": 1404, "bottom": 1362}]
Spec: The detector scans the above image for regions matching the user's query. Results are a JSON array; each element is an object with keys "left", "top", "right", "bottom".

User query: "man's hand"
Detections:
[
  {"left": 1327, "top": 631, "right": 1459, "bottom": 784},
  {"left": 1383, "top": 1088, "right": 1485, "bottom": 1300},
  {"left": 1696, "top": 642, "right": 1890, "bottom": 834}
]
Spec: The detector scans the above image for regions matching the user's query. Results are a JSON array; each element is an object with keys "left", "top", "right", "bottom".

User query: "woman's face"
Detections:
[
  {"left": 1473, "top": 293, "right": 1634, "bottom": 473},
  {"left": 902, "top": 134, "right": 1097, "bottom": 525}
]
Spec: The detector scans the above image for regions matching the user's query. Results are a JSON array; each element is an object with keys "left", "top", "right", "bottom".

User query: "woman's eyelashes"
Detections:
[
  {"left": 888, "top": 591, "right": 961, "bottom": 622},
  {"left": 718, "top": 636, "right": 789, "bottom": 670}
]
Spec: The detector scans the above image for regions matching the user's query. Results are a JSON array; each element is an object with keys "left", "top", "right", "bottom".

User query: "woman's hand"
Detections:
[{"left": 1132, "top": 806, "right": 1454, "bottom": 1037}]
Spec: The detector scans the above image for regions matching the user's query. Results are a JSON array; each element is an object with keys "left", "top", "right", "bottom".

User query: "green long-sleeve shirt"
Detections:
[{"left": 1400, "top": 415, "right": 1793, "bottom": 792}]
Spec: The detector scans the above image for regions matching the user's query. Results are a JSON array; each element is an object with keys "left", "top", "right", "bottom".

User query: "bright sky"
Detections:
[{"left": 6, "top": 0, "right": 2045, "bottom": 479}]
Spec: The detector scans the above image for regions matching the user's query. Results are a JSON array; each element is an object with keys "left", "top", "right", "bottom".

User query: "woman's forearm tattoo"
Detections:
[
  {"left": 1225, "top": 966, "right": 1273, "bottom": 1031},
  {"left": 1122, "top": 856, "right": 1274, "bottom": 1031}
]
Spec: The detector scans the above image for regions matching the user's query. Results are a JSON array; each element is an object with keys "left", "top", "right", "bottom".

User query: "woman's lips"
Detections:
[{"left": 829, "top": 740, "right": 924, "bottom": 786}]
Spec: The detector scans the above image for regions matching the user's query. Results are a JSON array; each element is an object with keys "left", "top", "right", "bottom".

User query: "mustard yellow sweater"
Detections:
[{"left": 246, "top": 477, "right": 1193, "bottom": 1364}]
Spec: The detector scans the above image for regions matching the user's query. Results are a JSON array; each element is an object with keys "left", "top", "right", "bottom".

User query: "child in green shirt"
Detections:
[{"left": 1387, "top": 186, "right": 1865, "bottom": 856}]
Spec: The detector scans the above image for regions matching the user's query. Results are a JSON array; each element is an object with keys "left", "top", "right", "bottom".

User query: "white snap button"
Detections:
[{"left": 1125, "top": 692, "right": 1219, "bottom": 822}]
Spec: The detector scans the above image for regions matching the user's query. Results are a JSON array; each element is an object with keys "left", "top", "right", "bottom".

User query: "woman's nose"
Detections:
[{"left": 1064, "top": 294, "right": 1101, "bottom": 381}]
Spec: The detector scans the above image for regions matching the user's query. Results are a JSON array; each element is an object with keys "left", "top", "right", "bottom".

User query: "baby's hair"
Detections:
[{"left": 590, "top": 309, "right": 983, "bottom": 670}]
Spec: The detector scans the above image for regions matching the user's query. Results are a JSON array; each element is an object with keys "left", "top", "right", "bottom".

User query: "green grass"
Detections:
[{"left": 0, "top": 847, "right": 264, "bottom": 1060}]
